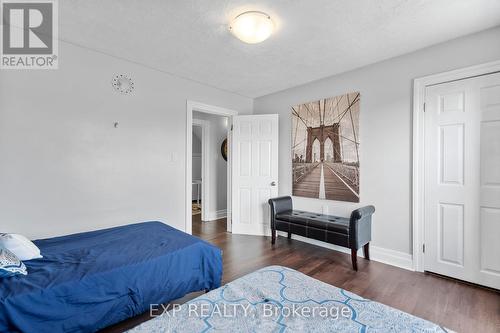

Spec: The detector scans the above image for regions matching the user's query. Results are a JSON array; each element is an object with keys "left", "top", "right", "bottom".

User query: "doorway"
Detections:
[
  {"left": 185, "top": 101, "right": 238, "bottom": 236},
  {"left": 413, "top": 62, "right": 500, "bottom": 290},
  {"left": 186, "top": 101, "right": 280, "bottom": 238},
  {"left": 192, "top": 111, "right": 229, "bottom": 230}
]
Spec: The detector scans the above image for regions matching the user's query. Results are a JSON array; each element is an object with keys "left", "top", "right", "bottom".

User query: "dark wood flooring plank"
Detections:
[{"left": 103, "top": 216, "right": 500, "bottom": 333}]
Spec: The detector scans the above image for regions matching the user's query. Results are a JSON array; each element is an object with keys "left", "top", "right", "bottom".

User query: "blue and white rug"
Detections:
[{"left": 128, "top": 266, "right": 452, "bottom": 332}]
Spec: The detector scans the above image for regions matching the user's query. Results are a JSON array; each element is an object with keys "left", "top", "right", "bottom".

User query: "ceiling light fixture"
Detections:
[{"left": 229, "top": 11, "right": 274, "bottom": 44}]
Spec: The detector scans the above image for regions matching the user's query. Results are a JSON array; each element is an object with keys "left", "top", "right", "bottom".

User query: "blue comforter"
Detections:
[{"left": 0, "top": 222, "right": 223, "bottom": 333}]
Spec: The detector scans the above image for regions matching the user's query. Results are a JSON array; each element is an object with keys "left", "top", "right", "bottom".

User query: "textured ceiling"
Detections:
[{"left": 60, "top": 0, "right": 500, "bottom": 97}]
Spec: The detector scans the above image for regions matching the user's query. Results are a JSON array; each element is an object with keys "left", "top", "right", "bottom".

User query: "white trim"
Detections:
[
  {"left": 192, "top": 119, "right": 210, "bottom": 222},
  {"left": 206, "top": 209, "right": 228, "bottom": 221},
  {"left": 412, "top": 60, "right": 500, "bottom": 272},
  {"left": 186, "top": 100, "right": 239, "bottom": 235},
  {"left": 226, "top": 117, "right": 233, "bottom": 233},
  {"left": 277, "top": 232, "right": 413, "bottom": 271},
  {"left": 369, "top": 245, "right": 413, "bottom": 271}
]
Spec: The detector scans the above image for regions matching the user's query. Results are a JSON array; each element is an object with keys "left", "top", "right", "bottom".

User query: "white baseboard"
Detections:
[
  {"left": 277, "top": 231, "right": 414, "bottom": 271},
  {"left": 205, "top": 209, "right": 227, "bottom": 221},
  {"left": 368, "top": 245, "right": 414, "bottom": 271}
]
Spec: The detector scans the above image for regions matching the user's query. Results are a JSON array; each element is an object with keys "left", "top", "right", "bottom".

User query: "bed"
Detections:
[
  {"left": 128, "top": 265, "right": 452, "bottom": 333},
  {"left": 0, "top": 222, "right": 223, "bottom": 333}
]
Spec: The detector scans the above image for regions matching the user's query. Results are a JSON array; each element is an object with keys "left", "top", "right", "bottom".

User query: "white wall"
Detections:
[
  {"left": 193, "top": 111, "right": 228, "bottom": 220},
  {"left": 0, "top": 41, "right": 252, "bottom": 239},
  {"left": 2, "top": 25, "right": 499, "bottom": 252},
  {"left": 253, "top": 27, "right": 500, "bottom": 255},
  {"left": 192, "top": 128, "right": 202, "bottom": 155}
]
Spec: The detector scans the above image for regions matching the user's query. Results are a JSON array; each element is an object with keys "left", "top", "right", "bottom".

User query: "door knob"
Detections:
[{"left": 271, "top": 181, "right": 277, "bottom": 186}]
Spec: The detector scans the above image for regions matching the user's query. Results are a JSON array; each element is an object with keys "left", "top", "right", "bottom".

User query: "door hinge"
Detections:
[
  {"left": 231, "top": 124, "right": 233, "bottom": 131},
  {"left": 422, "top": 243, "right": 425, "bottom": 253},
  {"left": 423, "top": 103, "right": 426, "bottom": 112}
]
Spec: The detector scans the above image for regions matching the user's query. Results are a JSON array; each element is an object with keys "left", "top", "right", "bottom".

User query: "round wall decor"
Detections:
[{"left": 111, "top": 74, "right": 134, "bottom": 94}]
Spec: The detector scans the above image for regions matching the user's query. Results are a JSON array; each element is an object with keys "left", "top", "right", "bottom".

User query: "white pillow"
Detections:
[{"left": 0, "top": 233, "right": 43, "bottom": 261}]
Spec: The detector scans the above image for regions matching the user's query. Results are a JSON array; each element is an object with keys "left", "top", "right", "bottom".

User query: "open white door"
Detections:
[{"left": 231, "top": 114, "right": 279, "bottom": 236}]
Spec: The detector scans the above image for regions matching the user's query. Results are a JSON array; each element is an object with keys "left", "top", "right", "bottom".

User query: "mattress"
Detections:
[
  {"left": 0, "top": 222, "right": 223, "bottom": 333},
  {"left": 128, "top": 265, "right": 451, "bottom": 333}
]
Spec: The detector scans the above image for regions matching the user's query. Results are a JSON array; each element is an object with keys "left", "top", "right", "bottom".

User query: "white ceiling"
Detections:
[{"left": 60, "top": 0, "right": 500, "bottom": 98}]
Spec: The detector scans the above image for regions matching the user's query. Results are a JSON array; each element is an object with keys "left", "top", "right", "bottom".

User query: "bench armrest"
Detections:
[
  {"left": 268, "top": 196, "right": 293, "bottom": 215},
  {"left": 268, "top": 196, "right": 293, "bottom": 229},
  {"left": 349, "top": 205, "right": 375, "bottom": 249}
]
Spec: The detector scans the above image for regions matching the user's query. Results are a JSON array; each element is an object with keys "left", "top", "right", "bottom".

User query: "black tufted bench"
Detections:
[{"left": 268, "top": 196, "right": 375, "bottom": 271}]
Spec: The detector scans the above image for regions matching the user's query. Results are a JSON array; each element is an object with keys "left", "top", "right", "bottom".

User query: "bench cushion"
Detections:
[{"left": 275, "top": 210, "right": 349, "bottom": 234}]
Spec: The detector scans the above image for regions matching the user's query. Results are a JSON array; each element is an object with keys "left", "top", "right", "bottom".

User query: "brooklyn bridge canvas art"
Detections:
[{"left": 292, "top": 92, "right": 360, "bottom": 202}]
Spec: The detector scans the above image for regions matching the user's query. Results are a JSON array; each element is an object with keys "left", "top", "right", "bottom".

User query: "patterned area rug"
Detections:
[{"left": 128, "top": 266, "right": 453, "bottom": 332}]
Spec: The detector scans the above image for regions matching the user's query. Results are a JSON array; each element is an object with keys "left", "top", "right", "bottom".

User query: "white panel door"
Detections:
[
  {"left": 231, "top": 114, "right": 279, "bottom": 235},
  {"left": 424, "top": 72, "right": 500, "bottom": 289}
]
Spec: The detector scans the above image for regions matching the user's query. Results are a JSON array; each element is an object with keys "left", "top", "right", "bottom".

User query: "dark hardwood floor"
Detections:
[{"left": 104, "top": 216, "right": 500, "bottom": 333}]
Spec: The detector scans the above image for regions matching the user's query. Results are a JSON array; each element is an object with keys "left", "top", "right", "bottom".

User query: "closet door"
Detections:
[{"left": 424, "top": 72, "right": 500, "bottom": 289}]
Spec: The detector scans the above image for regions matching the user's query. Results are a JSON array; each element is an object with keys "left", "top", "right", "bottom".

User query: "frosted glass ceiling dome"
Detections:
[{"left": 229, "top": 11, "right": 274, "bottom": 44}]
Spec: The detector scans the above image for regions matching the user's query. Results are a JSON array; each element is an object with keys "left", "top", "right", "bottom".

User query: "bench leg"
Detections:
[
  {"left": 271, "top": 229, "right": 276, "bottom": 245},
  {"left": 351, "top": 248, "right": 358, "bottom": 271},
  {"left": 287, "top": 231, "right": 291, "bottom": 239},
  {"left": 363, "top": 243, "right": 370, "bottom": 260}
]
